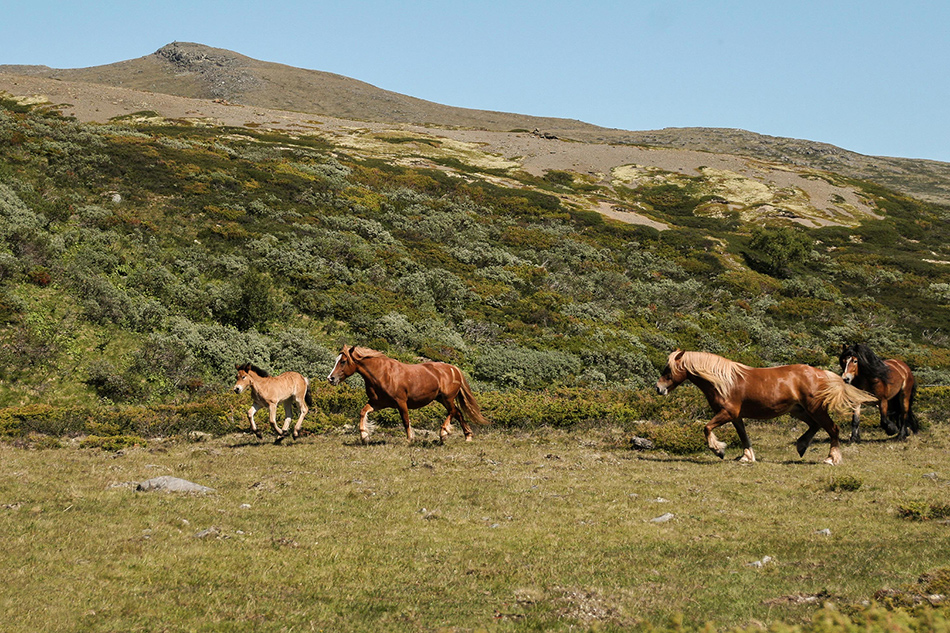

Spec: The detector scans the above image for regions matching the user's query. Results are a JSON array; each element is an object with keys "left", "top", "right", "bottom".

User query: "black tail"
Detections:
[{"left": 305, "top": 382, "right": 313, "bottom": 408}]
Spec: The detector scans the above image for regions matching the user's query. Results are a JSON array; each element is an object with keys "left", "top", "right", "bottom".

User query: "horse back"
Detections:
[
  {"left": 733, "top": 364, "right": 824, "bottom": 418},
  {"left": 883, "top": 359, "right": 914, "bottom": 397},
  {"left": 254, "top": 371, "right": 308, "bottom": 403}
]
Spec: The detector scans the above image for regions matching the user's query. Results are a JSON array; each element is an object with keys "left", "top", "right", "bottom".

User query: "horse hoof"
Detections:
[
  {"left": 360, "top": 433, "right": 369, "bottom": 446},
  {"left": 464, "top": 435, "right": 473, "bottom": 442},
  {"left": 254, "top": 432, "right": 263, "bottom": 440},
  {"left": 274, "top": 435, "right": 285, "bottom": 445}
]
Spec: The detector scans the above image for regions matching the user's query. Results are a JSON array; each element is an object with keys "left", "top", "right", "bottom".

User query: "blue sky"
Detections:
[{"left": 3, "top": 1, "right": 948, "bottom": 162}]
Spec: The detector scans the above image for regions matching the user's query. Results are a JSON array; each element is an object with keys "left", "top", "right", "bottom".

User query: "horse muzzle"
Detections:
[
  {"left": 233, "top": 386, "right": 244, "bottom": 394},
  {"left": 655, "top": 384, "right": 668, "bottom": 396},
  {"left": 328, "top": 376, "right": 340, "bottom": 386}
]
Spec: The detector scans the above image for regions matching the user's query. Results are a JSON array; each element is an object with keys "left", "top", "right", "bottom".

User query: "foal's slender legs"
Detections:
[
  {"left": 292, "top": 396, "right": 308, "bottom": 439},
  {"left": 247, "top": 404, "right": 262, "bottom": 439}
]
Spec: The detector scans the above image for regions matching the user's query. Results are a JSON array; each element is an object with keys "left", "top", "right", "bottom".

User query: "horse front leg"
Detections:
[
  {"left": 885, "top": 396, "right": 909, "bottom": 440},
  {"left": 850, "top": 409, "right": 862, "bottom": 442},
  {"left": 704, "top": 410, "right": 734, "bottom": 459},
  {"left": 878, "top": 400, "right": 898, "bottom": 437},
  {"left": 268, "top": 403, "right": 284, "bottom": 444},
  {"left": 732, "top": 418, "right": 755, "bottom": 463},
  {"left": 358, "top": 404, "right": 374, "bottom": 445},
  {"left": 247, "top": 404, "right": 262, "bottom": 439},
  {"left": 397, "top": 404, "right": 414, "bottom": 443},
  {"left": 278, "top": 400, "right": 294, "bottom": 439}
]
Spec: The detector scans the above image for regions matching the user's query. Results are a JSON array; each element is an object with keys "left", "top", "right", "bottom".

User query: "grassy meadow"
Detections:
[{"left": 2, "top": 420, "right": 949, "bottom": 632}]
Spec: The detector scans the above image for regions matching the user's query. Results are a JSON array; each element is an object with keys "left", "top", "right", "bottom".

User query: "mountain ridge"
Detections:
[{"left": 3, "top": 41, "right": 950, "bottom": 206}]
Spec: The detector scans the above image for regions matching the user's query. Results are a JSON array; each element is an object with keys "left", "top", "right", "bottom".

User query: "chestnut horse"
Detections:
[
  {"left": 655, "top": 350, "right": 877, "bottom": 465},
  {"left": 327, "top": 345, "right": 489, "bottom": 444},
  {"left": 232, "top": 363, "right": 312, "bottom": 443},
  {"left": 838, "top": 344, "right": 918, "bottom": 442}
]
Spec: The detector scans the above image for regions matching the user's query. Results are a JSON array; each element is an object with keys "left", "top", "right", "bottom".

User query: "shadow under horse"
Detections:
[
  {"left": 656, "top": 350, "right": 877, "bottom": 465},
  {"left": 327, "top": 345, "right": 489, "bottom": 444},
  {"left": 838, "top": 343, "right": 918, "bottom": 441}
]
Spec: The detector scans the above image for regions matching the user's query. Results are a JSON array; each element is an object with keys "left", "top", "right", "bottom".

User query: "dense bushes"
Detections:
[{"left": 0, "top": 99, "right": 947, "bottom": 411}]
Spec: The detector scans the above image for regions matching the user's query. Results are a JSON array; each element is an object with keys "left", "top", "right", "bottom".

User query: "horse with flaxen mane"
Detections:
[
  {"left": 232, "top": 363, "right": 312, "bottom": 443},
  {"left": 327, "top": 345, "right": 489, "bottom": 444},
  {"left": 655, "top": 350, "right": 877, "bottom": 465},
  {"left": 838, "top": 343, "right": 918, "bottom": 442}
]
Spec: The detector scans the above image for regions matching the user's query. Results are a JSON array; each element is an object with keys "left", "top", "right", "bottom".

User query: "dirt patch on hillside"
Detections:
[{"left": 1, "top": 73, "right": 879, "bottom": 226}]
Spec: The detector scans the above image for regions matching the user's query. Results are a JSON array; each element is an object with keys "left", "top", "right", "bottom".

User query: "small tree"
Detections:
[{"left": 746, "top": 226, "right": 812, "bottom": 278}]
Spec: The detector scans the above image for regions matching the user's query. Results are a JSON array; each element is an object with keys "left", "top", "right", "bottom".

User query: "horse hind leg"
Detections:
[
  {"left": 807, "top": 409, "right": 842, "bottom": 466},
  {"left": 732, "top": 419, "right": 755, "bottom": 463},
  {"left": 292, "top": 394, "right": 308, "bottom": 439},
  {"left": 437, "top": 397, "right": 455, "bottom": 443}
]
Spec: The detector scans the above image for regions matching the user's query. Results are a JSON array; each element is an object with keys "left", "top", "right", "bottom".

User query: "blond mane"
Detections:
[
  {"left": 350, "top": 346, "right": 386, "bottom": 360},
  {"left": 670, "top": 350, "right": 750, "bottom": 395}
]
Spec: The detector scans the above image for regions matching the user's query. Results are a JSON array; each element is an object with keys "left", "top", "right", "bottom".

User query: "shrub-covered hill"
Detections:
[{"left": 0, "top": 97, "right": 948, "bottom": 407}]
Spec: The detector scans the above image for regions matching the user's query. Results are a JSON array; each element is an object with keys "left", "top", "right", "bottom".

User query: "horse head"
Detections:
[
  {"left": 656, "top": 349, "right": 688, "bottom": 395},
  {"left": 233, "top": 364, "right": 253, "bottom": 394},
  {"left": 838, "top": 344, "right": 859, "bottom": 384},
  {"left": 327, "top": 346, "right": 357, "bottom": 386}
]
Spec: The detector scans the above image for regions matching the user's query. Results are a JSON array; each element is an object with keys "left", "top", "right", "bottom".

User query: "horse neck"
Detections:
[
  {"left": 687, "top": 373, "right": 725, "bottom": 403},
  {"left": 353, "top": 354, "right": 392, "bottom": 388}
]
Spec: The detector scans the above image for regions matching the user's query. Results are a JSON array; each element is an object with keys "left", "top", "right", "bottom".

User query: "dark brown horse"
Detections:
[
  {"left": 232, "top": 363, "right": 312, "bottom": 443},
  {"left": 327, "top": 345, "right": 489, "bottom": 444},
  {"left": 655, "top": 350, "right": 877, "bottom": 465},
  {"left": 838, "top": 344, "right": 918, "bottom": 442}
]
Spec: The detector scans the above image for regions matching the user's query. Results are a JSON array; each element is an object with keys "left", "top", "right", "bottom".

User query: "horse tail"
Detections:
[
  {"left": 456, "top": 374, "right": 490, "bottom": 427},
  {"left": 816, "top": 370, "right": 878, "bottom": 415},
  {"left": 304, "top": 377, "right": 313, "bottom": 408}
]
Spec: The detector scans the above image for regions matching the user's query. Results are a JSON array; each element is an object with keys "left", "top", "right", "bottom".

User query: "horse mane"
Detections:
[
  {"left": 237, "top": 362, "right": 270, "bottom": 377},
  {"left": 841, "top": 343, "right": 891, "bottom": 382},
  {"left": 672, "top": 350, "right": 750, "bottom": 395},
  {"left": 350, "top": 346, "right": 386, "bottom": 361}
]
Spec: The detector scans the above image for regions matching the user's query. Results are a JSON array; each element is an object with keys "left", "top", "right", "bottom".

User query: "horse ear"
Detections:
[{"left": 674, "top": 349, "right": 685, "bottom": 361}]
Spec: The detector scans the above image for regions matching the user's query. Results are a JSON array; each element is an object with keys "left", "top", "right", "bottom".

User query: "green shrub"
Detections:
[
  {"left": 632, "top": 420, "right": 726, "bottom": 455},
  {"left": 826, "top": 474, "right": 863, "bottom": 492},
  {"left": 745, "top": 226, "right": 813, "bottom": 278},
  {"left": 896, "top": 502, "right": 950, "bottom": 521}
]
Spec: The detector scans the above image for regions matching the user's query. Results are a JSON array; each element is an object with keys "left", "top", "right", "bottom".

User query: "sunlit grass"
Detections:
[{"left": 1, "top": 423, "right": 948, "bottom": 631}]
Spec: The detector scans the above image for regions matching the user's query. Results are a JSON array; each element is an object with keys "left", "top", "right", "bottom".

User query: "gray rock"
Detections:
[
  {"left": 630, "top": 436, "right": 655, "bottom": 450},
  {"left": 136, "top": 476, "right": 215, "bottom": 493},
  {"left": 650, "top": 513, "right": 674, "bottom": 523}
]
